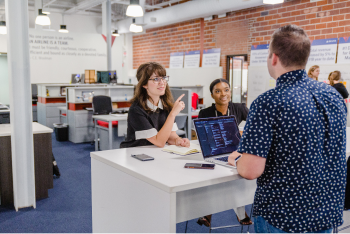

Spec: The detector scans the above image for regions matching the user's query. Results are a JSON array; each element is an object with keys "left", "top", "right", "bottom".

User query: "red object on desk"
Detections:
[
  {"left": 62, "top": 113, "right": 67, "bottom": 116},
  {"left": 97, "top": 120, "right": 118, "bottom": 128},
  {"left": 192, "top": 92, "right": 199, "bottom": 109}
]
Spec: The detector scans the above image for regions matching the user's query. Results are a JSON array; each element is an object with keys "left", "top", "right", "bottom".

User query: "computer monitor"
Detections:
[{"left": 109, "top": 70, "right": 118, "bottom": 84}]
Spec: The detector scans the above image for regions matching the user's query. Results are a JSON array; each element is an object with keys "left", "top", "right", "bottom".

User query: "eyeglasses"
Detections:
[{"left": 149, "top": 76, "right": 169, "bottom": 84}]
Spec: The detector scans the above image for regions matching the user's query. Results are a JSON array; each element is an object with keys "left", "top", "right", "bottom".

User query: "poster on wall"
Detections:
[
  {"left": 202, "top": 48, "right": 221, "bottom": 67},
  {"left": 307, "top": 38, "right": 337, "bottom": 65},
  {"left": 169, "top": 52, "right": 184, "bottom": 69},
  {"left": 250, "top": 44, "right": 269, "bottom": 66},
  {"left": 337, "top": 37, "right": 350, "bottom": 64},
  {"left": 184, "top": 50, "right": 200, "bottom": 68}
]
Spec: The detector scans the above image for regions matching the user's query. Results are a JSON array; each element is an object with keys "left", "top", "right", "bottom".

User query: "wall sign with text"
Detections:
[
  {"left": 337, "top": 37, "right": 350, "bottom": 64},
  {"left": 308, "top": 38, "right": 337, "bottom": 65},
  {"left": 202, "top": 48, "right": 221, "bottom": 67},
  {"left": 169, "top": 52, "right": 184, "bottom": 69},
  {"left": 184, "top": 50, "right": 200, "bottom": 68},
  {"left": 250, "top": 44, "right": 269, "bottom": 66}
]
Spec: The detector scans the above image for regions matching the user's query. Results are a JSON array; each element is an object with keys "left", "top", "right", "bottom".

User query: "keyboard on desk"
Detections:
[{"left": 206, "top": 156, "right": 229, "bottom": 166}]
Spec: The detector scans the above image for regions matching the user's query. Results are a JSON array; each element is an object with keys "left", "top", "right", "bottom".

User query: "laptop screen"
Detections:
[{"left": 194, "top": 116, "right": 241, "bottom": 158}]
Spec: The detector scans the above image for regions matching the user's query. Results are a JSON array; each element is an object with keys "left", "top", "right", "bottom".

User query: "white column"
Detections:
[
  {"left": 106, "top": 0, "right": 112, "bottom": 70},
  {"left": 34, "top": 0, "right": 43, "bottom": 30},
  {"left": 5, "top": 0, "right": 36, "bottom": 211}
]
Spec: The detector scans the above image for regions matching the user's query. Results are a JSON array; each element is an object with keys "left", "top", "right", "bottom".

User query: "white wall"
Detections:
[
  {"left": 0, "top": 29, "right": 133, "bottom": 84},
  {"left": 0, "top": 55, "right": 9, "bottom": 105},
  {"left": 28, "top": 11, "right": 102, "bottom": 34}
]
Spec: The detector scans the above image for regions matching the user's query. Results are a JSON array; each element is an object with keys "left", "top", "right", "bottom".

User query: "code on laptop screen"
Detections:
[{"left": 195, "top": 116, "right": 241, "bottom": 158}]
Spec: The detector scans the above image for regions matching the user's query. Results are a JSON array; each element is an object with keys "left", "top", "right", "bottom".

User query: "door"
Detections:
[{"left": 226, "top": 55, "right": 248, "bottom": 104}]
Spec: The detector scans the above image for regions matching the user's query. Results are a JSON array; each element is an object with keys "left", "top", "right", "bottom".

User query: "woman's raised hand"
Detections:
[{"left": 171, "top": 94, "right": 185, "bottom": 116}]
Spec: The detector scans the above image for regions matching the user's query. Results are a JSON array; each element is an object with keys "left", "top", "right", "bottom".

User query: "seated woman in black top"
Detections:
[
  {"left": 120, "top": 62, "right": 190, "bottom": 148},
  {"left": 328, "top": 71, "right": 349, "bottom": 99},
  {"left": 197, "top": 79, "right": 251, "bottom": 227}
]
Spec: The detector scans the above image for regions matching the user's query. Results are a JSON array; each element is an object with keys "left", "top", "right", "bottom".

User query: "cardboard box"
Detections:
[
  {"left": 191, "top": 129, "right": 197, "bottom": 140},
  {"left": 85, "top": 70, "right": 96, "bottom": 83}
]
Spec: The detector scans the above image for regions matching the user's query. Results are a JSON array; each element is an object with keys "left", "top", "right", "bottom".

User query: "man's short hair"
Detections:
[{"left": 269, "top": 24, "right": 311, "bottom": 68}]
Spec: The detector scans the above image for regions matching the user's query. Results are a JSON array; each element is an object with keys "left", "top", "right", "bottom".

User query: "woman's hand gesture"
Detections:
[{"left": 170, "top": 94, "right": 185, "bottom": 116}]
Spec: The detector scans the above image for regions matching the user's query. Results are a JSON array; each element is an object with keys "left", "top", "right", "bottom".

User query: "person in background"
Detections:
[
  {"left": 196, "top": 78, "right": 251, "bottom": 227},
  {"left": 328, "top": 70, "right": 349, "bottom": 99},
  {"left": 228, "top": 24, "right": 347, "bottom": 233},
  {"left": 120, "top": 62, "right": 190, "bottom": 148},
  {"left": 308, "top": 65, "right": 320, "bottom": 81}
]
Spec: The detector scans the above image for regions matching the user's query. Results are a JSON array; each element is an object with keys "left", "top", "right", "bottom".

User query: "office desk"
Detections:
[
  {"left": 0, "top": 123, "right": 53, "bottom": 206},
  {"left": 92, "top": 114, "right": 128, "bottom": 151},
  {"left": 91, "top": 144, "right": 257, "bottom": 233}
]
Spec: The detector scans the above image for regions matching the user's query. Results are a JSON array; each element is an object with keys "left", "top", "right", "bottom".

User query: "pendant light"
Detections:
[
  {"left": 126, "top": 0, "right": 144, "bottom": 17},
  {"left": 59, "top": 14, "right": 68, "bottom": 33},
  {"left": 35, "top": 9, "right": 51, "bottom": 26},
  {"left": 0, "top": 21, "right": 7, "bottom": 35},
  {"left": 263, "top": 0, "right": 284, "bottom": 4},
  {"left": 112, "top": 30, "right": 120, "bottom": 37},
  {"left": 59, "top": 25, "right": 69, "bottom": 33},
  {"left": 129, "top": 18, "right": 143, "bottom": 33}
]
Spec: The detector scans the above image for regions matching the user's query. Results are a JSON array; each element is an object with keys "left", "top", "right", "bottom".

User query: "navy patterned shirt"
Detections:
[{"left": 238, "top": 69, "right": 347, "bottom": 232}]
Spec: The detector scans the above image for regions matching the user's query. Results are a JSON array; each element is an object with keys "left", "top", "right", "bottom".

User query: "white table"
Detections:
[
  {"left": 91, "top": 143, "right": 257, "bottom": 233},
  {"left": 0, "top": 122, "right": 53, "bottom": 136},
  {"left": 92, "top": 114, "right": 128, "bottom": 151}
]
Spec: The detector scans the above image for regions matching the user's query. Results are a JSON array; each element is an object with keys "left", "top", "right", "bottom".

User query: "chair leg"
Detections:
[{"left": 185, "top": 221, "right": 188, "bottom": 233}]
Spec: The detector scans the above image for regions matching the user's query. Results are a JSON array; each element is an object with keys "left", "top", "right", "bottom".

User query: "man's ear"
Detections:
[{"left": 271, "top": 53, "right": 279, "bottom": 66}]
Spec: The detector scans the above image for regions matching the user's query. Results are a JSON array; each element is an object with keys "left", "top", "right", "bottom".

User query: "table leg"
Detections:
[
  {"left": 94, "top": 119, "right": 98, "bottom": 151},
  {"left": 109, "top": 120, "right": 112, "bottom": 150}
]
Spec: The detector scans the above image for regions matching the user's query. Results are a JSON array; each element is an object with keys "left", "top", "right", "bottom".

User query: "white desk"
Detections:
[
  {"left": 91, "top": 144, "right": 257, "bottom": 233},
  {"left": 0, "top": 122, "right": 53, "bottom": 136},
  {"left": 92, "top": 114, "right": 128, "bottom": 151}
]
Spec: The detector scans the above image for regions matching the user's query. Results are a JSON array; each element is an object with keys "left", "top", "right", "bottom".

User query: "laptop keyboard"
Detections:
[{"left": 215, "top": 156, "right": 229, "bottom": 162}]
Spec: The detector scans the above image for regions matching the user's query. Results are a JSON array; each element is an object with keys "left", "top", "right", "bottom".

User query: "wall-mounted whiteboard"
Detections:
[{"left": 247, "top": 66, "right": 275, "bottom": 108}]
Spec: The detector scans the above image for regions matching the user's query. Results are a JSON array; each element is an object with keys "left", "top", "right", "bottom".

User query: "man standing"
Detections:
[{"left": 229, "top": 25, "right": 347, "bottom": 233}]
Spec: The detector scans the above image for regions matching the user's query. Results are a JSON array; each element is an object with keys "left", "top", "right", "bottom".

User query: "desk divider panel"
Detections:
[{"left": 170, "top": 88, "right": 192, "bottom": 140}]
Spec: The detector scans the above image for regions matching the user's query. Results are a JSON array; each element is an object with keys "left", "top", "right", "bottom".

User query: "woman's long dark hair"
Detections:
[{"left": 131, "top": 62, "right": 174, "bottom": 112}]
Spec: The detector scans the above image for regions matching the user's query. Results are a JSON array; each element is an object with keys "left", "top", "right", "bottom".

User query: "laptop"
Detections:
[{"left": 193, "top": 116, "right": 241, "bottom": 168}]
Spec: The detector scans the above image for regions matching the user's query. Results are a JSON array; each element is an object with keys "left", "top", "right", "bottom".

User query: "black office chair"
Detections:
[
  {"left": 92, "top": 96, "right": 122, "bottom": 150},
  {"left": 92, "top": 95, "right": 113, "bottom": 115}
]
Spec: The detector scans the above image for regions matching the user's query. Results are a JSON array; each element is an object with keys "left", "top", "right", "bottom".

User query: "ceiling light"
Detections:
[
  {"left": 0, "top": 21, "right": 7, "bottom": 35},
  {"left": 126, "top": 0, "right": 144, "bottom": 17},
  {"left": 129, "top": 18, "right": 143, "bottom": 33},
  {"left": 263, "top": 0, "right": 284, "bottom": 4},
  {"left": 112, "top": 29, "right": 120, "bottom": 37},
  {"left": 59, "top": 25, "right": 69, "bottom": 33},
  {"left": 35, "top": 9, "right": 51, "bottom": 26},
  {"left": 42, "top": 8, "right": 51, "bottom": 14}
]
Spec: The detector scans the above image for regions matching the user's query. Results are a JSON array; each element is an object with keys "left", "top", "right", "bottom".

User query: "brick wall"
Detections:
[{"left": 133, "top": 0, "right": 350, "bottom": 78}]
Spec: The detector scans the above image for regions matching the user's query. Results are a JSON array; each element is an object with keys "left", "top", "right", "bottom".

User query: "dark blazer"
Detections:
[
  {"left": 198, "top": 101, "right": 249, "bottom": 125},
  {"left": 332, "top": 83, "right": 349, "bottom": 99}
]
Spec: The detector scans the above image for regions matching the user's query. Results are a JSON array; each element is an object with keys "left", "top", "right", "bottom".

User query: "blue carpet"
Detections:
[{"left": 0, "top": 133, "right": 255, "bottom": 233}]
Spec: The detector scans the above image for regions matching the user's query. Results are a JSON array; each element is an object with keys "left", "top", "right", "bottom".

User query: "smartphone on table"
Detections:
[
  {"left": 131, "top": 154, "right": 154, "bottom": 161},
  {"left": 184, "top": 163, "right": 215, "bottom": 169}
]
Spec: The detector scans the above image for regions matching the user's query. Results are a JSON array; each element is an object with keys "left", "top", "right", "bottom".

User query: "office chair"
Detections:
[
  {"left": 175, "top": 115, "right": 188, "bottom": 138},
  {"left": 92, "top": 96, "right": 113, "bottom": 115},
  {"left": 92, "top": 96, "right": 121, "bottom": 150}
]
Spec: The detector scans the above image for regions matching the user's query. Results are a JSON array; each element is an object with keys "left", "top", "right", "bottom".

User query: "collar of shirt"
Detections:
[
  {"left": 146, "top": 99, "right": 163, "bottom": 112},
  {"left": 276, "top": 69, "right": 307, "bottom": 87}
]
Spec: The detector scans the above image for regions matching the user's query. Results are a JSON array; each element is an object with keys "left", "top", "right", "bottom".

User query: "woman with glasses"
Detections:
[
  {"left": 120, "top": 62, "right": 190, "bottom": 148},
  {"left": 196, "top": 78, "right": 251, "bottom": 227}
]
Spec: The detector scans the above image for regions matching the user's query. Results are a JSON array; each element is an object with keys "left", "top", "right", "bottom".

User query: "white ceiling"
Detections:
[{"left": 0, "top": 0, "right": 192, "bottom": 21}]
